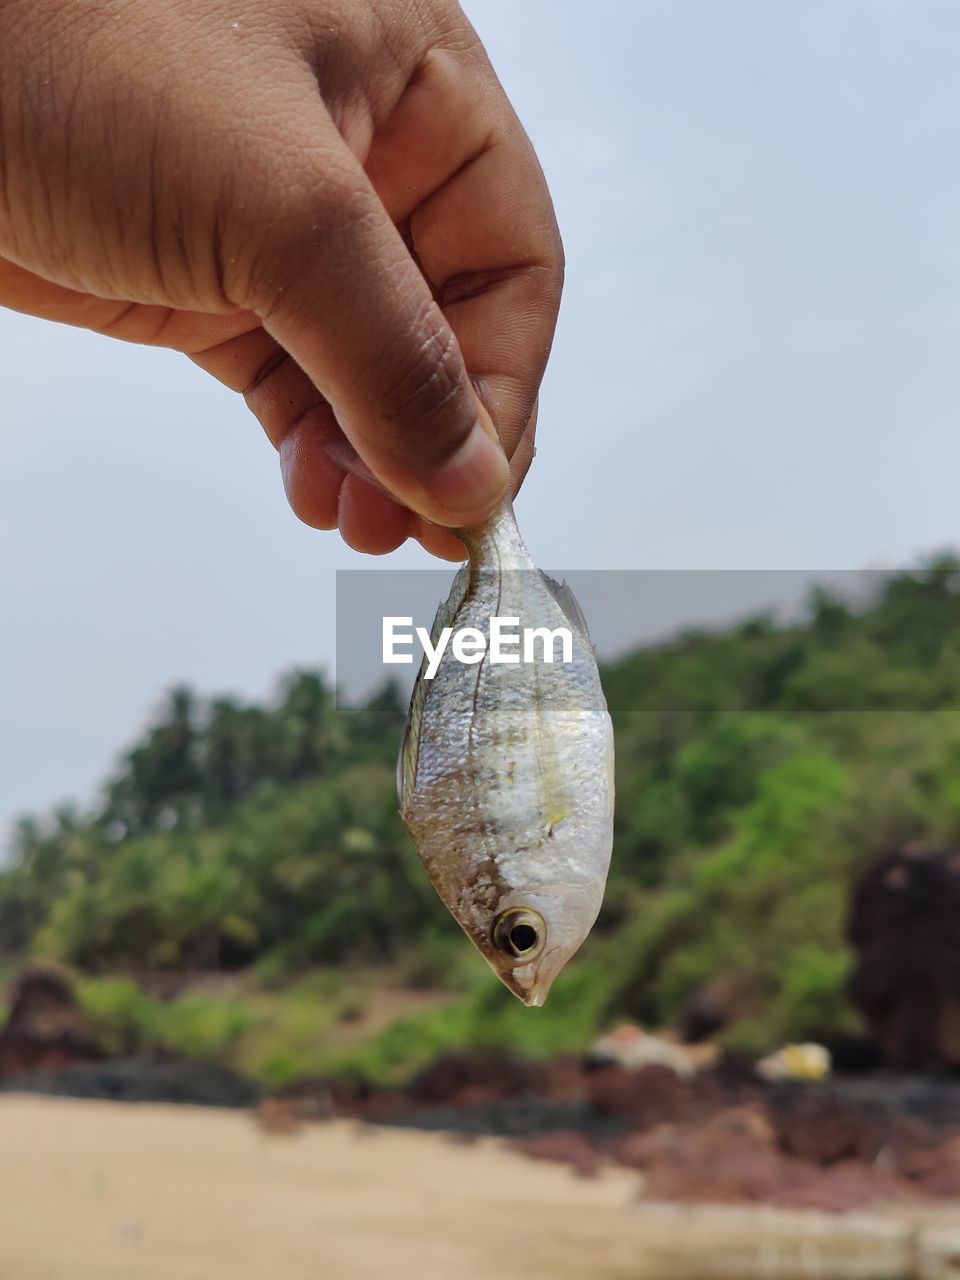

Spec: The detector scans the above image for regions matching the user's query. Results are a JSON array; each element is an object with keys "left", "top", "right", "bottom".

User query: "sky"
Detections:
[{"left": 2, "top": 0, "right": 960, "bottom": 840}]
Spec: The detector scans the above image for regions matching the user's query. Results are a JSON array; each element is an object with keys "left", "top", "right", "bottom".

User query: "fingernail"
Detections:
[
  {"left": 278, "top": 434, "right": 297, "bottom": 501},
  {"left": 427, "top": 422, "right": 509, "bottom": 521}
]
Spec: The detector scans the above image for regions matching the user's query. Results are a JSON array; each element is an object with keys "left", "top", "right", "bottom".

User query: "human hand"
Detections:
[{"left": 0, "top": 0, "right": 562, "bottom": 558}]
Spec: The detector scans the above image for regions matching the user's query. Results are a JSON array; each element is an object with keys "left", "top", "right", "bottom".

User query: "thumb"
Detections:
[{"left": 235, "top": 128, "right": 509, "bottom": 530}]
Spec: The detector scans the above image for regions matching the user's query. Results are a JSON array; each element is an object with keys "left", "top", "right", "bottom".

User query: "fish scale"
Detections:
[{"left": 398, "top": 499, "right": 615, "bottom": 1006}]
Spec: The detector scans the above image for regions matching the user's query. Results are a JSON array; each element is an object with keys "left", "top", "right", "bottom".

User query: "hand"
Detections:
[{"left": 0, "top": 0, "right": 562, "bottom": 558}]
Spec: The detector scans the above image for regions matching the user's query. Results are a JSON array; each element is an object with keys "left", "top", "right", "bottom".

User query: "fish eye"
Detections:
[{"left": 492, "top": 908, "right": 545, "bottom": 960}]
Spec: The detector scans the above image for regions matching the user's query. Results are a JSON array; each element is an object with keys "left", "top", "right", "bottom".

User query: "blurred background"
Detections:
[{"left": 2, "top": 2, "right": 960, "bottom": 1277}]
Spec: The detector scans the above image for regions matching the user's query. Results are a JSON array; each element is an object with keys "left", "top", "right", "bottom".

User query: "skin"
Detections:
[{"left": 0, "top": 0, "right": 563, "bottom": 560}]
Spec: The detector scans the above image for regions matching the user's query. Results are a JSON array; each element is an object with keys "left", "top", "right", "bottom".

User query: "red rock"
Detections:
[
  {"left": 772, "top": 1092, "right": 868, "bottom": 1165},
  {"left": 849, "top": 843, "right": 960, "bottom": 1067},
  {"left": 586, "top": 1063, "right": 688, "bottom": 1122},
  {"left": 612, "top": 1122, "right": 684, "bottom": 1170},
  {"left": 534, "top": 1055, "right": 586, "bottom": 1101},
  {"left": 774, "top": 1158, "right": 916, "bottom": 1213},
  {"left": 509, "top": 1131, "right": 601, "bottom": 1179},
  {"left": 897, "top": 1132, "right": 960, "bottom": 1197},
  {"left": 0, "top": 967, "right": 100, "bottom": 1078},
  {"left": 408, "top": 1051, "right": 533, "bottom": 1106},
  {"left": 643, "top": 1148, "right": 787, "bottom": 1205}
]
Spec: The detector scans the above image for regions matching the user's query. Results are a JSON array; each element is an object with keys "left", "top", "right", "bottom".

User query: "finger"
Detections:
[
  {"left": 337, "top": 475, "right": 412, "bottom": 555},
  {"left": 364, "top": 44, "right": 563, "bottom": 469},
  {"left": 232, "top": 112, "right": 510, "bottom": 531},
  {"left": 412, "top": 397, "right": 537, "bottom": 563},
  {"left": 191, "top": 315, "right": 533, "bottom": 501},
  {"left": 412, "top": 518, "right": 468, "bottom": 562},
  {"left": 278, "top": 419, "right": 345, "bottom": 531},
  {"left": 509, "top": 397, "right": 539, "bottom": 494},
  {"left": 0, "top": 254, "right": 258, "bottom": 349}
]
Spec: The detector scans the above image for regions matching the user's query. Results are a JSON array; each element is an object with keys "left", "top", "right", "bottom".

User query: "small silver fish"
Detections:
[{"left": 398, "top": 500, "right": 615, "bottom": 1006}]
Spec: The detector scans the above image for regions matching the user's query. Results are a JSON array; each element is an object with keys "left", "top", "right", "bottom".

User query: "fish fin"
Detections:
[
  {"left": 397, "top": 563, "right": 471, "bottom": 811},
  {"left": 542, "top": 572, "right": 593, "bottom": 644},
  {"left": 429, "top": 563, "right": 472, "bottom": 649}
]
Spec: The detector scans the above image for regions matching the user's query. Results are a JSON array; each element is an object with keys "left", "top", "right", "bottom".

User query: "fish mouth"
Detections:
[{"left": 495, "top": 964, "right": 552, "bottom": 1008}]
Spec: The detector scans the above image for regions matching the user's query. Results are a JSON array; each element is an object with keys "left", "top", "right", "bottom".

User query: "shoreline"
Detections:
[{"left": 1, "top": 1094, "right": 957, "bottom": 1280}]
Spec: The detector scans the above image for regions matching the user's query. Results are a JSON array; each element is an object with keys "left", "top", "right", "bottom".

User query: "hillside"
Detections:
[{"left": 4, "top": 559, "right": 960, "bottom": 1082}]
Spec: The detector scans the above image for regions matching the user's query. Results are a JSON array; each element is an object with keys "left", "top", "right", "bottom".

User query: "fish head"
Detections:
[{"left": 467, "top": 882, "right": 603, "bottom": 1008}]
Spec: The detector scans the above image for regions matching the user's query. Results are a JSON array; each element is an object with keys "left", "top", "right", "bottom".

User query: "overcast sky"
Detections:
[{"left": 2, "top": 0, "right": 960, "bottom": 841}]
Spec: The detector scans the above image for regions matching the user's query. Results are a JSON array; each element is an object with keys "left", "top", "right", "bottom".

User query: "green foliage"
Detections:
[
  {"left": 772, "top": 947, "right": 859, "bottom": 1041},
  {"left": 75, "top": 973, "right": 363, "bottom": 1087},
  {"left": 76, "top": 976, "right": 163, "bottom": 1055},
  {"left": 8, "top": 561, "right": 960, "bottom": 1075},
  {"left": 330, "top": 962, "right": 612, "bottom": 1085}
]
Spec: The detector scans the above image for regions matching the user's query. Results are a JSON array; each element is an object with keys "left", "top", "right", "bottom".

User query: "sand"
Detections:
[
  {"left": 3, "top": 1095, "right": 956, "bottom": 1280},
  {"left": 0, "top": 1095, "right": 641, "bottom": 1280}
]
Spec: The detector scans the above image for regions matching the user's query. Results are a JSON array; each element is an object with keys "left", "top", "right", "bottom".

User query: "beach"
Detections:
[
  {"left": 0, "top": 1095, "right": 640, "bottom": 1280},
  {"left": 2, "top": 1094, "right": 957, "bottom": 1280}
]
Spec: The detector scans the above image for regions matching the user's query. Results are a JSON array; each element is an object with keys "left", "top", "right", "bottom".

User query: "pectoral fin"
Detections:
[{"left": 542, "top": 572, "right": 593, "bottom": 645}]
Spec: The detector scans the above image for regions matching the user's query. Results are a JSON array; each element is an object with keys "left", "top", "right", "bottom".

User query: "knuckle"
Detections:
[
  {"left": 375, "top": 307, "right": 470, "bottom": 447},
  {"left": 223, "top": 146, "right": 357, "bottom": 311}
]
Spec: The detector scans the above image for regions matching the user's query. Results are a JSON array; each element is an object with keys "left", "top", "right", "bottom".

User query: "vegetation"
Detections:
[{"left": 5, "top": 560, "right": 960, "bottom": 1081}]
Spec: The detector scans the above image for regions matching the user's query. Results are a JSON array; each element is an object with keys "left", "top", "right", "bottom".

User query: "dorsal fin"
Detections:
[
  {"left": 397, "top": 563, "right": 471, "bottom": 811},
  {"left": 542, "top": 572, "right": 592, "bottom": 643}
]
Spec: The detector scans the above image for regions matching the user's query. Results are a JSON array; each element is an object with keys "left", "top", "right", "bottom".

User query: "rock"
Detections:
[
  {"left": 614, "top": 1105, "right": 775, "bottom": 1171},
  {"left": 695, "top": 1051, "right": 766, "bottom": 1110},
  {"left": 764, "top": 1158, "right": 912, "bottom": 1214},
  {"left": 609, "top": 1102, "right": 918, "bottom": 1212},
  {"left": 508, "top": 1131, "right": 601, "bottom": 1179},
  {"left": 535, "top": 1055, "right": 587, "bottom": 1101},
  {"left": 849, "top": 842, "right": 960, "bottom": 1068},
  {"left": 0, "top": 1057, "right": 260, "bottom": 1107},
  {"left": 821, "top": 1034, "right": 884, "bottom": 1074},
  {"left": 408, "top": 1051, "right": 534, "bottom": 1107},
  {"left": 0, "top": 966, "right": 100, "bottom": 1078},
  {"left": 638, "top": 1134, "right": 910, "bottom": 1212},
  {"left": 771, "top": 1091, "right": 867, "bottom": 1164},
  {"left": 897, "top": 1132, "right": 960, "bottom": 1198},
  {"left": 375, "top": 1097, "right": 618, "bottom": 1141},
  {"left": 586, "top": 1063, "right": 689, "bottom": 1123},
  {"left": 613, "top": 1121, "right": 686, "bottom": 1170}
]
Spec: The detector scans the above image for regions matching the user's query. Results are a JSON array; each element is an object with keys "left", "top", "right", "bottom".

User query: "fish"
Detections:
[{"left": 397, "top": 499, "right": 615, "bottom": 1006}]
